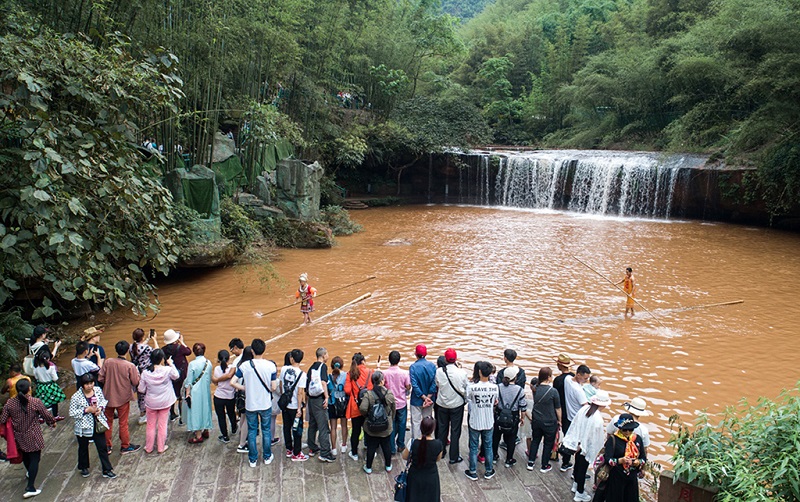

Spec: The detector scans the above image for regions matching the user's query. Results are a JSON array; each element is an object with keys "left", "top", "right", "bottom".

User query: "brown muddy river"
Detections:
[{"left": 100, "top": 205, "right": 800, "bottom": 463}]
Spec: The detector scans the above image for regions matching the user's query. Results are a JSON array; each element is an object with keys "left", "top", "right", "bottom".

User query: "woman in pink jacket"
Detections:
[{"left": 137, "top": 349, "right": 179, "bottom": 453}]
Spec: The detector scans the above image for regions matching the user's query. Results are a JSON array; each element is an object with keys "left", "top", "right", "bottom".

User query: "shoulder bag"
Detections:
[
  {"left": 393, "top": 445, "right": 414, "bottom": 501},
  {"left": 185, "top": 360, "right": 210, "bottom": 408},
  {"left": 443, "top": 366, "right": 466, "bottom": 404}
]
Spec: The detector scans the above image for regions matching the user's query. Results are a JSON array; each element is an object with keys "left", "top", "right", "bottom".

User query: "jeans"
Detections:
[
  {"left": 246, "top": 408, "right": 272, "bottom": 463},
  {"left": 409, "top": 405, "right": 432, "bottom": 440},
  {"left": 390, "top": 406, "right": 408, "bottom": 453},
  {"left": 437, "top": 404, "right": 464, "bottom": 462},
  {"left": 214, "top": 396, "right": 236, "bottom": 438},
  {"left": 281, "top": 408, "right": 303, "bottom": 455},
  {"left": 22, "top": 450, "right": 41, "bottom": 491},
  {"left": 145, "top": 407, "right": 170, "bottom": 453},
  {"left": 104, "top": 401, "right": 130, "bottom": 449},
  {"left": 365, "top": 434, "right": 392, "bottom": 469},
  {"left": 468, "top": 427, "right": 493, "bottom": 473},
  {"left": 76, "top": 431, "right": 114, "bottom": 472},
  {"left": 528, "top": 422, "right": 558, "bottom": 468},
  {"left": 307, "top": 397, "right": 332, "bottom": 457}
]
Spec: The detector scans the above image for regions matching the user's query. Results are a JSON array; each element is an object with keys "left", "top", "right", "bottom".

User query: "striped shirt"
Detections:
[{"left": 466, "top": 381, "right": 498, "bottom": 431}]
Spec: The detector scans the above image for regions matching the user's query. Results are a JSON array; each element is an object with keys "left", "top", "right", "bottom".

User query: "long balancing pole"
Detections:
[
  {"left": 258, "top": 275, "right": 376, "bottom": 317},
  {"left": 572, "top": 256, "right": 669, "bottom": 330}
]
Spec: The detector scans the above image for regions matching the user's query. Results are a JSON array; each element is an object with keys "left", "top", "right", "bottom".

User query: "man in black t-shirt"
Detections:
[
  {"left": 305, "top": 347, "right": 335, "bottom": 462},
  {"left": 551, "top": 353, "right": 575, "bottom": 470}
]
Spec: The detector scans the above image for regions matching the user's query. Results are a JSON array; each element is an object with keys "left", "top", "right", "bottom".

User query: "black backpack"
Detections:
[
  {"left": 355, "top": 369, "right": 373, "bottom": 407},
  {"left": 366, "top": 388, "right": 390, "bottom": 433},
  {"left": 496, "top": 387, "right": 523, "bottom": 432},
  {"left": 278, "top": 369, "right": 301, "bottom": 411}
]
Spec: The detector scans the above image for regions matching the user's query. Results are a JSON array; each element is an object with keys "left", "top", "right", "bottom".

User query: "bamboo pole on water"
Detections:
[
  {"left": 265, "top": 292, "right": 373, "bottom": 346},
  {"left": 572, "top": 256, "right": 669, "bottom": 330},
  {"left": 673, "top": 300, "right": 744, "bottom": 312}
]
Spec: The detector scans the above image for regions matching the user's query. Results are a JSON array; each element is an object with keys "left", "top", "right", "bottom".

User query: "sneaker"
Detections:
[
  {"left": 448, "top": 456, "right": 463, "bottom": 465},
  {"left": 526, "top": 461, "right": 535, "bottom": 471},
  {"left": 138, "top": 416, "right": 147, "bottom": 425},
  {"left": 464, "top": 470, "right": 478, "bottom": 481},
  {"left": 22, "top": 489, "right": 41, "bottom": 499},
  {"left": 286, "top": 449, "right": 293, "bottom": 458},
  {"left": 53, "top": 416, "right": 66, "bottom": 422},
  {"left": 504, "top": 458, "right": 517, "bottom": 468},
  {"left": 484, "top": 469, "right": 496, "bottom": 479},
  {"left": 102, "top": 471, "right": 117, "bottom": 479},
  {"left": 249, "top": 460, "right": 257, "bottom": 468},
  {"left": 540, "top": 464, "right": 553, "bottom": 473},
  {"left": 231, "top": 426, "right": 238, "bottom": 435},
  {"left": 574, "top": 492, "right": 592, "bottom": 502},
  {"left": 385, "top": 465, "right": 392, "bottom": 472},
  {"left": 308, "top": 449, "right": 318, "bottom": 457},
  {"left": 340, "top": 443, "right": 347, "bottom": 453},
  {"left": 348, "top": 451, "right": 359, "bottom": 461},
  {"left": 319, "top": 455, "right": 336, "bottom": 463},
  {"left": 80, "top": 468, "right": 90, "bottom": 478},
  {"left": 363, "top": 465, "right": 372, "bottom": 474},
  {"left": 499, "top": 441, "right": 507, "bottom": 450},
  {"left": 561, "top": 462, "right": 574, "bottom": 472},
  {"left": 271, "top": 437, "right": 280, "bottom": 446},
  {"left": 331, "top": 448, "right": 338, "bottom": 456},
  {"left": 291, "top": 453, "right": 309, "bottom": 462},
  {"left": 158, "top": 445, "right": 169, "bottom": 454},
  {"left": 218, "top": 435, "right": 230, "bottom": 444},
  {"left": 107, "top": 446, "right": 113, "bottom": 455},
  {"left": 237, "top": 445, "right": 249, "bottom": 454},
  {"left": 121, "top": 444, "right": 141, "bottom": 455},
  {"left": 0, "top": 451, "right": 6, "bottom": 462},
  {"left": 169, "top": 412, "right": 178, "bottom": 422},
  {"left": 571, "top": 481, "right": 578, "bottom": 493},
  {"left": 477, "top": 454, "right": 485, "bottom": 463},
  {"left": 264, "top": 456, "right": 274, "bottom": 465}
]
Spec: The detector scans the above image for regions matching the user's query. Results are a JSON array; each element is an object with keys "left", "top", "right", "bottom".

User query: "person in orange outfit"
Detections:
[{"left": 615, "top": 267, "right": 636, "bottom": 317}]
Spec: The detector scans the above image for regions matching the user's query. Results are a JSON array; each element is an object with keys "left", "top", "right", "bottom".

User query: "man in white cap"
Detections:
[{"left": 606, "top": 397, "right": 651, "bottom": 448}]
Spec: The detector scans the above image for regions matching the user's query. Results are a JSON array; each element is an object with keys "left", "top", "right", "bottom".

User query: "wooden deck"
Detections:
[{"left": 0, "top": 408, "right": 575, "bottom": 501}]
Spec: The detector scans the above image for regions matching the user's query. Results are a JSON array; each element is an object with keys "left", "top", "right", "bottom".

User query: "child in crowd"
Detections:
[
  {"left": 71, "top": 341, "right": 102, "bottom": 389},
  {"left": 2, "top": 363, "right": 31, "bottom": 400},
  {"left": 583, "top": 375, "right": 602, "bottom": 400},
  {"left": 32, "top": 348, "right": 66, "bottom": 421}
]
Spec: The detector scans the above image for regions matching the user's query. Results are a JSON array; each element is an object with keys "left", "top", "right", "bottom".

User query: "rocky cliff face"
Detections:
[{"left": 275, "top": 159, "right": 324, "bottom": 220}]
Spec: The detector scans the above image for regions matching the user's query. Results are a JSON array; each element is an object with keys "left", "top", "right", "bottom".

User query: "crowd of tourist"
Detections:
[{"left": 1, "top": 325, "right": 652, "bottom": 502}]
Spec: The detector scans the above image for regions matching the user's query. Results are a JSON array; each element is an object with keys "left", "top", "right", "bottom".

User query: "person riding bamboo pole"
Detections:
[
  {"left": 614, "top": 267, "right": 636, "bottom": 318},
  {"left": 572, "top": 256, "right": 668, "bottom": 330},
  {"left": 256, "top": 275, "right": 377, "bottom": 318}
]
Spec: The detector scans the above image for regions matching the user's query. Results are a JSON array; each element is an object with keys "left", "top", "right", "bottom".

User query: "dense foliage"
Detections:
[
  {"left": 670, "top": 387, "right": 800, "bottom": 501},
  {"left": 0, "top": 13, "right": 183, "bottom": 318}
]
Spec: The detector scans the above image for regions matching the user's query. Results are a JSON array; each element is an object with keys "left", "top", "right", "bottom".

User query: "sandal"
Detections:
[
  {"left": 202, "top": 430, "right": 210, "bottom": 439},
  {"left": 188, "top": 436, "right": 204, "bottom": 444}
]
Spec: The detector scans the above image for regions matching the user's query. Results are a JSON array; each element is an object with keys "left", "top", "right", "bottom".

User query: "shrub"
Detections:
[
  {"left": 220, "top": 198, "right": 263, "bottom": 252},
  {"left": 0, "top": 308, "right": 32, "bottom": 375},
  {"left": 321, "top": 205, "right": 363, "bottom": 236},
  {"left": 669, "top": 385, "right": 800, "bottom": 501}
]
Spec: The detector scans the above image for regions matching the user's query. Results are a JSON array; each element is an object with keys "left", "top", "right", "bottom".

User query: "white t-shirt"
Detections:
[
  {"left": 213, "top": 365, "right": 235, "bottom": 400},
  {"left": 466, "top": 380, "right": 498, "bottom": 431},
  {"left": 235, "top": 359, "right": 277, "bottom": 411},
  {"left": 279, "top": 366, "right": 307, "bottom": 410},
  {"left": 606, "top": 417, "right": 651, "bottom": 448},
  {"left": 72, "top": 358, "right": 100, "bottom": 377},
  {"left": 33, "top": 363, "right": 58, "bottom": 383},
  {"left": 564, "top": 375, "right": 588, "bottom": 421}
]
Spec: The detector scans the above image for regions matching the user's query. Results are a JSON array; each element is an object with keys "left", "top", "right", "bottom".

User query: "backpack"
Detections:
[
  {"left": 329, "top": 375, "right": 348, "bottom": 416},
  {"left": 356, "top": 370, "right": 374, "bottom": 407},
  {"left": 496, "top": 386, "right": 523, "bottom": 432},
  {"left": 366, "top": 388, "right": 390, "bottom": 432},
  {"left": 278, "top": 369, "right": 301, "bottom": 411},
  {"left": 307, "top": 364, "right": 325, "bottom": 397}
]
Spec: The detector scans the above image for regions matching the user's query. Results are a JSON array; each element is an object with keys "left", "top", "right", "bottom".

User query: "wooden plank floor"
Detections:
[{"left": 0, "top": 408, "right": 576, "bottom": 501}]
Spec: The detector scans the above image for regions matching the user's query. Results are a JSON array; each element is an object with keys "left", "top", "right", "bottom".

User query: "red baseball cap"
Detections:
[
  {"left": 415, "top": 345, "right": 427, "bottom": 357},
  {"left": 444, "top": 348, "right": 457, "bottom": 363}
]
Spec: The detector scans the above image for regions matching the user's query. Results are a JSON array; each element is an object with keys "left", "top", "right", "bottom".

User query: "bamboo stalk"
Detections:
[
  {"left": 572, "top": 256, "right": 669, "bottom": 329},
  {"left": 672, "top": 300, "right": 744, "bottom": 312}
]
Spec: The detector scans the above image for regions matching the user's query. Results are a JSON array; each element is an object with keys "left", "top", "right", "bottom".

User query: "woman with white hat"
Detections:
[
  {"left": 562, "top": 390, "right": 612, "bottom": 502},
  {"left": 605, "top": 397, "right": 651, "bottom": 448},
  {"left": 162, "top": 329, "right": 191, "bottom": 423}
]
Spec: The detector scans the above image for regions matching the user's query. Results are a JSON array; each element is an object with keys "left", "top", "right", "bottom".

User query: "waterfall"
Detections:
[{"left": 459, "top": 149, "right": 706, "bottom": 218}]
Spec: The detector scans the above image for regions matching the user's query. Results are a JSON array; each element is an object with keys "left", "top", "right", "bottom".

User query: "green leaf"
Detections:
[
  {"left": 33, "top": 190, "right": 51, "bottom": 202},
  {"left": 3, "top": 278, "right": 20, "bottom": 290},
  {"left": 49, "top": 233, "right": 65, "bottom": 245},
  {"left": 67, "top": 233, "right": 85, "bottom": 248},
  {"left": 1, "top": 234, "right": 18, "bottom": 249}
]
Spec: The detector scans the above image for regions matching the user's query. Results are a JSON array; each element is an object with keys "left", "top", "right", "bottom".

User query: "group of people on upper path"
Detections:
[{"left": 2, "top": 317, "right": 651, "bottom": 502}]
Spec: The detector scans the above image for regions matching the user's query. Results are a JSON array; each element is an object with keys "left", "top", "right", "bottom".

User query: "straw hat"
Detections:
[
  {"left": 81, "top": 326, "right": 104, "bottom": 341},
  {"left": 623, "top": 397, "right": 652, "bottom": 417},
  {"left": 163, "top": 329, "right": 180, "bottom": 344},
  {"left": 590, "top": 390, "right": 612, "bottom": 407},
  {"left": 553, "top": 353, "right": 572, "bottom": 366}
]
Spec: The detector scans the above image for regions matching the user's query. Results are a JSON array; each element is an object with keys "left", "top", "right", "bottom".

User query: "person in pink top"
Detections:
[
  {"left": 137, "top": 349, "right": 179, "bottom": 454},
  {"left": 382, "top": 350, "right": 411, "bottom": 454}
]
